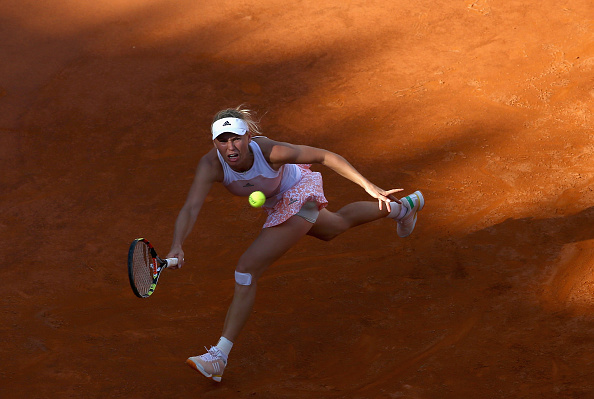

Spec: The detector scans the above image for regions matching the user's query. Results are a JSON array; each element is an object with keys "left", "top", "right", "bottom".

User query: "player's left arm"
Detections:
[{"left": 259, "top": 138, "right": 402, "bottom": 209}]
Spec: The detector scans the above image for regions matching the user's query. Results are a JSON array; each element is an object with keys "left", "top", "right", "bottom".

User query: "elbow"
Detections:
[
  {"left": 320, "top": 151, "right": 343, "bottom": 167},
  {"left": 182, "top": 201, "right": 201, "bottom": 221}
]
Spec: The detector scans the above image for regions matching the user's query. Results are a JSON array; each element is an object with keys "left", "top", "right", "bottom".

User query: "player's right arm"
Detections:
[{"left": 167, "top": 149, "right": 223, "bottom": 268}]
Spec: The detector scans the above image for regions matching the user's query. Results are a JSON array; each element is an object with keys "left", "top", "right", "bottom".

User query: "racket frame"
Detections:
[{"left": 127, "top": 238, "right": 177, "bottom": 298}]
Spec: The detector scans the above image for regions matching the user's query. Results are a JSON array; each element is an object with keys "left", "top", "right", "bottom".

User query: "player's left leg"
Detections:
[
  {"left": 307, "top": 201, "right": 391, "bottom": 241},
  {"left": 307, "top": 190, "right": 424, "bottom": 241}
]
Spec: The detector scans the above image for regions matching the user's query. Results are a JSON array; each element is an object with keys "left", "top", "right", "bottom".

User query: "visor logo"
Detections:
[{"left": 223, "top": 121, "right": 231, "bottom": 126}]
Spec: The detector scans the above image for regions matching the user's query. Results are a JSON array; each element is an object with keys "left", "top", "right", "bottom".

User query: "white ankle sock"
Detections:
[
  {"left": 216, "top": 336, "right": 233, "bottom": 359},
  {"left": 388, "top": 202, "right": 407, "bottom": 220}
]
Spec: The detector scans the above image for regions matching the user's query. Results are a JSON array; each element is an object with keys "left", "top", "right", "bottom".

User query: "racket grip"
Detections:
[{"left": 165, "top": 258, "right": 179, "bottom": 267}]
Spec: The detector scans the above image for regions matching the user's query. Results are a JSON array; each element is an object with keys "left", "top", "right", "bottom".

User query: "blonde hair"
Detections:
[{"left": 212, "top": 105, "right": 262, "bottom": 135}]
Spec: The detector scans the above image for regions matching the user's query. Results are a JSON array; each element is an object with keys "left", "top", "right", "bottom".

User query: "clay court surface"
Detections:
[{"left": 2, "top": 0, "right": 594, "bottom": 397}]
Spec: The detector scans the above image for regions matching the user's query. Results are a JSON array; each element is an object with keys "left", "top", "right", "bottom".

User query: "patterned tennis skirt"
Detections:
[{"left": 262, "top": 164, "right": 328, "bottom": 228}]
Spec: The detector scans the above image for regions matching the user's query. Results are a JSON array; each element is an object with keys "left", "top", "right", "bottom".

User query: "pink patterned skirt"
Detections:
[{"left": 262, "top": 164, "right": 328, "bottom": 228}]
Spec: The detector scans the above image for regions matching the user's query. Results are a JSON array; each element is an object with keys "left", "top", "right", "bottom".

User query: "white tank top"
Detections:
[{"left": 217, "top": 141, "right": 301, "bottom": 206}]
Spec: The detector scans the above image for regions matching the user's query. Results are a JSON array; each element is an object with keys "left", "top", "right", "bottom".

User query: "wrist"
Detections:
[{"left": 170, "top": 243, "right": 183, "bottom": 252}]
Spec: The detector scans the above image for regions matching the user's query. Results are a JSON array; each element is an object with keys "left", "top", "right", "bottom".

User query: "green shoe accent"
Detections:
[{"left": 405, "top": 195, "right": 415, "bottom": 209}]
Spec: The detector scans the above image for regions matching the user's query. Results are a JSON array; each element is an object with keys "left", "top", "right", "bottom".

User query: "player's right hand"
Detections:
[{"left": 166, "top": 248, "right": 185, "bottom": 269}]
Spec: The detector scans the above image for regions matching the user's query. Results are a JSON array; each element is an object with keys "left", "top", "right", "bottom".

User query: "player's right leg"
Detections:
[
  {"left": 221, "top": 214, "right": 314, "bottom": 341},
  {"left": 186, "top": 214, "right": 314, "bottom": 382},
  {"left": 186, "top": 346, "right": 227, "bottom": 382}
]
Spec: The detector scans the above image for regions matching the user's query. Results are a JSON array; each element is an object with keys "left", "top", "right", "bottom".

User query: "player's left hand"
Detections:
[{"left": 364, "top": 184, "right": 403, "bottom": 213}]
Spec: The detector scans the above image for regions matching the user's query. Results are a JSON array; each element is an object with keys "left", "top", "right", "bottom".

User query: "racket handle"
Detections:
[{"left": 165, "top": 257, "right": 179, "bottom": 267}]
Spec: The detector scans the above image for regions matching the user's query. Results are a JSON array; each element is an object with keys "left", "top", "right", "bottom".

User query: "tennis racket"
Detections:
[{"left": 127, "top": 238, "right": 178, "bottom": 298}]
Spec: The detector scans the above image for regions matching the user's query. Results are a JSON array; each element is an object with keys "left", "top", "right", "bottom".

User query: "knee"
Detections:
[
  {"left": 310, "top": 221, "right": 348, "bottom": 241},
  {"left": 234, "top": 257, "right": 262, "bottom": 286},
  {"left": 316, "top": 232, "right": 337, "bottom": 242},
  {"left": 235, "top": 270, "right": 253, "bottom": 286}
]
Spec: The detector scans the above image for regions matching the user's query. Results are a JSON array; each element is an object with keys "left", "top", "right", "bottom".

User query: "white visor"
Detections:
[{"left": 212, "top": 117, "right": 249, "bottom": 140}]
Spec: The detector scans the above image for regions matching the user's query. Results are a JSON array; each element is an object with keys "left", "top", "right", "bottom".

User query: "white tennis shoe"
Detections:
[
  {"left": 186, "top": 346, "right": 227, "bottom": 382},
  {"left": 397, "top": 190, "right": 424, "bottom": 238}
]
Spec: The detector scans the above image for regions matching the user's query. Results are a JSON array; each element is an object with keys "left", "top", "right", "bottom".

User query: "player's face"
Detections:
[{"left": 213, "top": 132, "right": 252, "bottom": 170}]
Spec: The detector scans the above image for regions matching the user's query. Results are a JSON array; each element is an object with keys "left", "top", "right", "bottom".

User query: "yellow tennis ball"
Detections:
[{"left": 248, "top": 191, "right": 266, "bottom": 208}]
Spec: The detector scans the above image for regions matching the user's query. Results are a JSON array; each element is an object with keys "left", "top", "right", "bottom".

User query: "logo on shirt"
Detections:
[
  {"left": 243, "top": 183, "right": 255, "bottom": 187},
  {"left": 288, "top": 198, "right": 298, "bottom": 205}
]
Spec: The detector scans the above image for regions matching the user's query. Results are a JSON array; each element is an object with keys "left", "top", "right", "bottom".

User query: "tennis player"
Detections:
[{"left": 166, "top": 105, "right": 424, "bottom": 382}]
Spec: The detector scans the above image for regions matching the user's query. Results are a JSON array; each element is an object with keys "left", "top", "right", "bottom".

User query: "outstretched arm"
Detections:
[
  {"left": 166, "top": 150, "right": 221, "bottom": 268},
  {"left": 261, "top": 139, "right": 402, "bottom": 211}
]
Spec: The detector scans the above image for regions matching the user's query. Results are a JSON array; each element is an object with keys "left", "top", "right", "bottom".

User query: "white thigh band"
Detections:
[
  {"left": 235, "top": 271, "right": 253, "bottom": 286},
  {"left": 295, "top": 200, "right": 319, "bottom": 223}
]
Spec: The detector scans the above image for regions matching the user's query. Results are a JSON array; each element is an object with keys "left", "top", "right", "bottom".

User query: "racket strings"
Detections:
[{"left": 132, "top": 243, "right": 154, "bottom": 296}]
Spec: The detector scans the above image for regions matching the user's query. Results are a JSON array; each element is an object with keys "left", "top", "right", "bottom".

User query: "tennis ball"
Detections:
[{"left": 248, "top": 191, "right": 266, "bottom": 208}]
